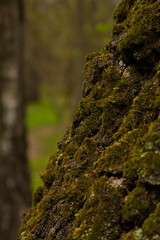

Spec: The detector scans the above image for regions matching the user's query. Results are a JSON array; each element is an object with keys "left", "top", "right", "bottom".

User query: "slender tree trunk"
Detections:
[{"left": 0, "top": 1, "right": 31, "bottom": 240}]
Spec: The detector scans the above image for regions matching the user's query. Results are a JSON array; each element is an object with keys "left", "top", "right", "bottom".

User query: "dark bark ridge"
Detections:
[{"left": 19, "top": 0, "right": 160, "bottom": 239}]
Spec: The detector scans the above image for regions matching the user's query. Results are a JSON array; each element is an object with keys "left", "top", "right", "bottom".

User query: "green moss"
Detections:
[
  {"left": 96, "top": 139, "right": 129, "bottom": 176},
  {"left": 142, "top": 202, "right": 160, "bottom": 238},
  {"left": 156, "top": 64, "right": 160, "bottom": 87},
  {"left": 74, "top": 111, "right": 101, "bottom": 144},
  {"left": 114, "top": 1, "right": 160, "bottom": 64},
  {"left": 74, "top": 138, "right": 98, "bottom": 164},
  {"left": 20, "top": 231, "right": 33, "bottom": 240},
  {"left": 123, "top": 116, "right": 160, "bottom": 184},
  {"left": 115, "top": 81, "right": 158, "bottom": 138},
  {"left": 68, "top": 177, "right": 125, "bottom": 240},
  {"left": 120, "top": 231, "right": 134, "bottom": 240},
  {"left": 33, "top": 186, "right": 44, "bottom": 206},
  {"left": 112, "top": 22, "right": 125, "bottom": 37},
  {"left": 122, "top": 186, "right": 160, "bottom": 226},
  {"left": 102, "top": 65, "right": 121, "bottom": 83},
  {"left": 83, "top": 52, "right": 114, "bottom": 97},
  {"left": 114, "top": 0, "right": 136, "bottom": 24},
  {"left": 65, "top": 139, "right": 79, "bottom": 156},
  {"left": 72, "top": 96, "right": 102, "bottom": 139}
]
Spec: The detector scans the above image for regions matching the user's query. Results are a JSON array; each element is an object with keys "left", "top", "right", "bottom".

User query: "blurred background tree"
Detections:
[
  {"left": 25, "top": 0, "right": 119, "bottom": 192},
  {"left": 0, "top": 1, "right": 31, "bottom": 240}
]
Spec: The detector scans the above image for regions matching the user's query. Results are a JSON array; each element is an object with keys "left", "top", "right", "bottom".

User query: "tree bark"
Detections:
[
  {"left": 19, "top": 0, "right": 160, "bottom": 239},
  {"left": 0, "top": 1, "right": 31, "bottom": 240}
]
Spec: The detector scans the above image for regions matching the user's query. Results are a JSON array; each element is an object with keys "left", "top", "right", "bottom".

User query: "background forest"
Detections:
[{"left": 25, "top": 0, "right": 119, "bottom": 192}]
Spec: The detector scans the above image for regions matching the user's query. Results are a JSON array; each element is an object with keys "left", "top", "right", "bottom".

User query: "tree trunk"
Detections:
[
  {"left": 19, "top": 0, "right": 160, "bottom": 239},
  {"left": 0, "top": 1, "right": 31, "bottom": 240}
]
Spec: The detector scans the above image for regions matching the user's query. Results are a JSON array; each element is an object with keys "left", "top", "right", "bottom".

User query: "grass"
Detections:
[{"left": 25, "top": 99, "right": 58, "bottom": 131}]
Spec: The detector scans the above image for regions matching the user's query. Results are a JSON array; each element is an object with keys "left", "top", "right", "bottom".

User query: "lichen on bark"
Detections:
[{"left": 19, "top": 0, "right": 160, "bottom": 239}]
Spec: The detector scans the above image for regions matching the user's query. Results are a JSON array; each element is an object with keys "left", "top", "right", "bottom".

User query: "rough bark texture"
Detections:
[
  {"left": 19, "top": 0, "right": 160, "bottom": 239},
  {"left": 0, "top": 1, "right": 31, "bottom": 240}
]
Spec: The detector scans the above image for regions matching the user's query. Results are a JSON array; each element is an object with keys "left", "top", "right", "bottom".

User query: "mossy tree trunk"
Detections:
[
  {"left": 19, "top": 0, "right": 160, "bottom": 240},
  {"left": 0, "top": 1, "right": 31, "bottom": 240}
]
